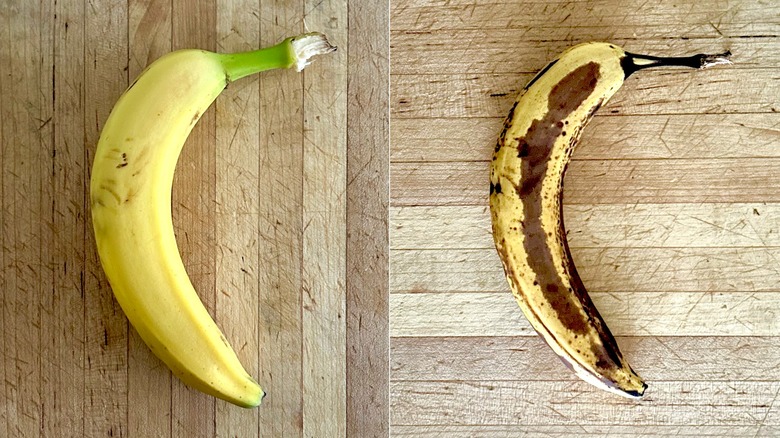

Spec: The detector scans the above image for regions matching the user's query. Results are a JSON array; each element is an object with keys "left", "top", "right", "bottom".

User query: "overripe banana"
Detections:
[
  {"left": 489, "top": 43, "right": 730, "bottom": 398},
  {"left": 90, "top": 33, "right": 335, "bottom": 408}
]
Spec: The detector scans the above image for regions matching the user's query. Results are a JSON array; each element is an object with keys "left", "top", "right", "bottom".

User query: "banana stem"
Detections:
[
  {"left": 622, "top": 50, "right": 732, "bottom": 78},
  {"left": 220, "top": 32, "right": 336, "bottom": 82}
]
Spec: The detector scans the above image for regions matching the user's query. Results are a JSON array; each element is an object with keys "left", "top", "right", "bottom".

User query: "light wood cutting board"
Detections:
[
  {"left": 0, "top": 0, "right": 388, "bottom": 436},
  {"left": 390, "top": 0, "right": 780, "bottom": 436}
]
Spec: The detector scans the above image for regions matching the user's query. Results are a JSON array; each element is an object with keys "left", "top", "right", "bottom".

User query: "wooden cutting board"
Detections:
[
  {"left": 390, "top": 0, "right": 780, "bottom": 436},
  {"left": 0, "top": 0, "right": 388, "bottom": 436}
]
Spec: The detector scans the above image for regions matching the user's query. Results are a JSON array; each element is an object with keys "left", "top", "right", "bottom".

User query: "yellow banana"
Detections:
[
  {"left": 90, "top": 33, "right": 335, "bottom": 408},
  {"left": 489, "top": 43, "right": 730, "bottom": 398}
]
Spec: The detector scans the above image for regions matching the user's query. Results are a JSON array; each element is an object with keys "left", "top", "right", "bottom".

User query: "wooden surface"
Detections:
[
  {"left": 0, "top": 0, "right": 388, "bottom": 437},
  {"left": 389, "top": 0, "right": 780, "bottom": 436}
]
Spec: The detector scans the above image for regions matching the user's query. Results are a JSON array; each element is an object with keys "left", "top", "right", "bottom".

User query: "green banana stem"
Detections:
[{"left": 220, "top": 32, "right": 336, "bottom": 82}]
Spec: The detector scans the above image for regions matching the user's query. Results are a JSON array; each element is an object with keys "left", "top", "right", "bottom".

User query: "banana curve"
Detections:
[
  {"left": 90, "top": 34, "right": 335, "bottom": 408},
  {"left": 490, "top": 43, "right": 731, "bottom": 398},
  {"left": 490, "top": 45, "right": 644, "bottom": 397},
  {"left": 91, "top": 50, "right": 263, "bottom": 407}
]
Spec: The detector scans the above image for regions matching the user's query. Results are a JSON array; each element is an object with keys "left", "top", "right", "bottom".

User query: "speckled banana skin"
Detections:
[{"left": 489, "top": 43, "right": 731, "bottom": 398}]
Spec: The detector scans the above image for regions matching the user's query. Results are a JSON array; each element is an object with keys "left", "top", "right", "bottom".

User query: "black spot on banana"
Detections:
[{"left": 489, "top": 42, "right": 731, "bottom": 398}]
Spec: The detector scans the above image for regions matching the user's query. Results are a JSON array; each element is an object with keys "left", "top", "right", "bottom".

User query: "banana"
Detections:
[
  {"left": 489, "top": 43, "right": 730, "bottom": 398},
  {"left": 90, "top": 33, "right": 335, "bottom": 408}
]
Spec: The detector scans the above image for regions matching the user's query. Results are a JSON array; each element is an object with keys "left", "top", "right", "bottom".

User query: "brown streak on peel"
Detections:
[
  {"left": 99, "top": 184, "right": 122, "bottom": 204},
  {"left": 496, "top": 102, "right": 517, "bottom": 153},
  {"left": 127, "top": 76, "right": 139, "bottom": 92},
  {"left": 515, "top": 62, "right": 602, "bottom": 334},
  {"left": 558, "top": 182, "right": 625, "bottom": 369},
  {"left": 496, "top": 242, "right": 578, "bottom": 370},
  {"left": 508, "top": 61, "right": 631, "bottom": 376}
]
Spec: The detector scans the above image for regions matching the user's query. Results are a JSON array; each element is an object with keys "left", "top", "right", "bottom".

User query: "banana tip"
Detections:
[{"left": 623, "top": 382, "right": 648, "bottom": 399}]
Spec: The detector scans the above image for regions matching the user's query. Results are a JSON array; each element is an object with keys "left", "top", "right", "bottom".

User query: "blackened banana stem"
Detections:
[{"left": 622, "top": 50, "right": 732, "bottom": 77}]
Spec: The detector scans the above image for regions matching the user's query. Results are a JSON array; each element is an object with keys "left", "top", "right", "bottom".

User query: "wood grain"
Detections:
[
  {"left": 392, "top": 247, "right": 780, "bottom": 293},
  {"left": 390, "top": 0, "right": 780, "bottom": 434},
  {"left": 390, "top": 292, "right": 780, "bottom": 337},
  {"left": 1, "top": 1, "right": 48, "bottom": 435},
  {"left": 0, "top": 1, "right": 389, "bottom": 437},
  {"left": 391, "top": 336, "right": 780, "bottom": 381},
  {"left": 215, "top": 0, "right": 260, "bottom": 435},
  {"left": 392, "top": 69, "right": 778, "bottom": 119},
  {"left": 390, "top": 0, "right": 778, "bottom": 36},
  {"left": 391, "top": 380, "right": 780, "bottom": 426},
  {"left": 84, "top": 1, "right": 130, "bottom": 435},
  {"left": 390, "top": 425, "right": 780, "bottom": 438},
  {"left": 391, "top": 114, "right": 780, "bottom": 162},
  {"left": 346, "top": 0, "right": 391, "bottom": 436},
  {"left": 391, "top": 204, "right": 780, "bottom": 250},
  {"left": 45, "top": 0, "right": 82, "bottom": 436},
  {"left": 254, "top": 3, "right": 306, "bottom": 437},
  {"left": 302, "top": 0, "right": 348, "bottom": 436},
  {"left": 393, "top": 158, "right": 780, "bottom": 206},
  {"left": 390, "top": 35, "right": 774, "bottom": 75}
]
